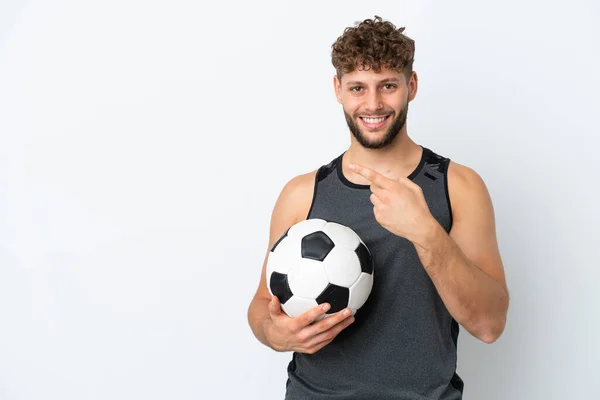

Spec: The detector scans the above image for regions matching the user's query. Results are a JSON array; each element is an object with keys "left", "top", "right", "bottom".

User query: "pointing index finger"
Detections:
[{"left": 348, "top": 163, "right": 387, "bottom": 188}]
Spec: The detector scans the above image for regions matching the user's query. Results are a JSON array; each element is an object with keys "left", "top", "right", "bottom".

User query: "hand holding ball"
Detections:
[{"left": 266, "top": 218, "right": 374, "bottom": 319}]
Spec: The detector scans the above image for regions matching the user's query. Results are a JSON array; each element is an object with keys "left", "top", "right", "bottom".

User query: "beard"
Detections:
[{"left": 344, "top": 101, "right": 409, "bottom": 149}]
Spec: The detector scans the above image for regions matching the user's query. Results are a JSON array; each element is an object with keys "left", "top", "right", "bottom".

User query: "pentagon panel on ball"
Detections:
[{"left": 266, "top": 218, "right": 374, "bottom": 319}]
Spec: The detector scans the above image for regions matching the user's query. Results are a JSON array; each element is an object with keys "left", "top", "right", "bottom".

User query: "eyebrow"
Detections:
[{"left": 345, "top": 78, "right": 401, "bottom": 86}]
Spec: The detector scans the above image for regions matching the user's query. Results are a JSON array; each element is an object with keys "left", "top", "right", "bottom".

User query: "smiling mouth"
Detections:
[
  {"left": 360, "top": 116, "right": 389, "bottom": 124},
  {"left": 359, "top": 115, "right": 391, "bottom": 129}
]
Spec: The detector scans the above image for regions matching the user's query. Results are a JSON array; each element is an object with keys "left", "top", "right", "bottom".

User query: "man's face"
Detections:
[{"left": 334, "top": 67, "right": 417, "bottom": 149}]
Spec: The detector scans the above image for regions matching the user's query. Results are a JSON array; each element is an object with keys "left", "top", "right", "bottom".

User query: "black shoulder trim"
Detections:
[
  {"left": 306, "top": 155, "right": 340, "bottom": 219},
  {"left": 317, "top": 155, "right": 339, "bottom": 183},
  {"left": 444, "top": 158, "right": 453, "bottom": 230},
  {"left": 422, "top": 147, "right": 450, "bottom": 174},
  {"left": 422, "top": 147, "right": 453, "bottom": 230}
]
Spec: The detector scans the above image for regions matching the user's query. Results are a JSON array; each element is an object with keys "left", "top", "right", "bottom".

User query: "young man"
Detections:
[{"left": 247, "top": 16, "right": 509, "bottom": 400}]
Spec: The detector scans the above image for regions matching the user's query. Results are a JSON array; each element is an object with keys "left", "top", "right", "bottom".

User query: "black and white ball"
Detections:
[{"left": 266, "top": 218, "right": 374, "bottom": 319}]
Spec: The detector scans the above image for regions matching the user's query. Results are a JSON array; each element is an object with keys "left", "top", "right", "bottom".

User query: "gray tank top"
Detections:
[{"left": 284, "top": 145, "right": 464, "bottom": 400}]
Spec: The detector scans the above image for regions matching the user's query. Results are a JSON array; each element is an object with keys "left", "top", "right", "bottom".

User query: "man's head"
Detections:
[{"left": 331, "top": 16, "right": 417, "bottom": 149}]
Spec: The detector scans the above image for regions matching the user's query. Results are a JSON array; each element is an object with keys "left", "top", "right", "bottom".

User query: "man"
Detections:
[{"left": 247, "top": 15, "right": 509, "bottom": 400}]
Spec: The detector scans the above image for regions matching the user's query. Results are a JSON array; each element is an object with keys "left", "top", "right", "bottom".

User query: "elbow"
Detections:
[
  {"left": 462, "top": 301, "right": 508, "bottom": 344},
  {"left": 473, "top": 314, "right": 507, "bottom": 344},
  {"left": 478, "top": 327, "right": 503, "bottom": 344},
  {"left": 472, "top": 293, "right": 509, "bottom": 344}
]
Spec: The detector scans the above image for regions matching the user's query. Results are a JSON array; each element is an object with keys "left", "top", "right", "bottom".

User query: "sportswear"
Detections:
[{"left": 284, "top": 145, "right": 463, "bottom": 400}]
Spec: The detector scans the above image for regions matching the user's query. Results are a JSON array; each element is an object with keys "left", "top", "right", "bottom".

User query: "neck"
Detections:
[{"left": 343, "top": 132, "right": 422, "bottom": 184}]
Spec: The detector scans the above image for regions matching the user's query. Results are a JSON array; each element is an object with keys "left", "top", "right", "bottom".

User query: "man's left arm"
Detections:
[
  {"left": 412, "top": 162, "right": 509, "bottom": 344},
  {"left": 348, "top": 160, "right": 509, "bottom": 344}
]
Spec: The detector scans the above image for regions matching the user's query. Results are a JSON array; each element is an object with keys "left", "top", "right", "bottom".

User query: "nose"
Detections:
[{"left": 364, "top": 90, "right": 383, "bottom": 113}]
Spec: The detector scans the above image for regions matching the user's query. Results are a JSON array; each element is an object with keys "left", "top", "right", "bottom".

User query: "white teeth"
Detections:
[{"left": 362, "top": 117, "right": 386, "bottom": 124}]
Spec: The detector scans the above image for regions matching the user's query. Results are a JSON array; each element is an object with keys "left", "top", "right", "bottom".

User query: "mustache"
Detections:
[{"left": 355, "top": 111, "right": 394, "bottom": 117}]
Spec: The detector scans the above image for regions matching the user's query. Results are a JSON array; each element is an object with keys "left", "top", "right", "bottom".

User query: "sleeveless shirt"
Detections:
[{"left": 284, "top": 145, "right": 464, "bottom": 400}]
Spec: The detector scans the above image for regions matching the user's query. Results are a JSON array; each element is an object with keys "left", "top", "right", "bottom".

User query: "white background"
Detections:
[{"left": 1, "top": 0, "right": 598, "bottom": 399}]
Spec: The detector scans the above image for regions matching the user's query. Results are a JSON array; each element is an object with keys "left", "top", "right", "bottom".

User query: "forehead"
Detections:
[{"left": 341, "top": 67, "right": 404, "bottom": 85}]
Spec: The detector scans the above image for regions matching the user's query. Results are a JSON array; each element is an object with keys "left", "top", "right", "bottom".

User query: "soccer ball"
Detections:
[{"left": 266, "top": 218, "right": 374, "bottom": 319}]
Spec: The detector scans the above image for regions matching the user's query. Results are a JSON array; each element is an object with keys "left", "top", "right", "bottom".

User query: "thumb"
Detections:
[{"left": 269, "top": 295, "right": 282, "bottom": 317}]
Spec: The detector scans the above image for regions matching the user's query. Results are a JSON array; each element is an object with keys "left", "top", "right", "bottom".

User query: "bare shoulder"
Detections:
[
  {"left": 267, "top": 168, "right": 319, "bottom": 250},
  {"left": 446, "top": 159, "right": 507, "bottom": 289},
  {"left": 446, "top": 160, "right": 492, "bottom": 220},
  {"left": 251, "top": 168, "right": 319, "bottom": 301},
  {"left": 275, "top": 169, "right": 319, "bottom": 225}
]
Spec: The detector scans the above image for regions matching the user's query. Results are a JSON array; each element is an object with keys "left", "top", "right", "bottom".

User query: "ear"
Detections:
[
  {"left": 333, "top": 75, "right": 343, "bottom": 104},
  {"left": 408, "top": 71, "right": 418, "bottom": 102}
]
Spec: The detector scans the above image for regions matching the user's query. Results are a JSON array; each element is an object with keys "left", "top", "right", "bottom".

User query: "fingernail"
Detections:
[
  {"left": 349, "top": 164, "right": 355, "bottom": 170},
  {"left": 322, "top": 304, "right": 330, "bottom": 311},
  {"left": 343, "top": 309, "right": 351, "bottom": 317}
]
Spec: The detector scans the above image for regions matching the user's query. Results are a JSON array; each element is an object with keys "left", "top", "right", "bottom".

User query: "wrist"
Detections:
[
  {"left": 411, "top": 216, "right": 445, "bottom": 251},
  {"left": 261, "top": 315, "right": 273, "bottom": 343},
  {"left": 412, "top": 217, "right": 453, "bottom": 280},
  {"left": 262, "top": 316, "right": 282, "bottom": 352}
]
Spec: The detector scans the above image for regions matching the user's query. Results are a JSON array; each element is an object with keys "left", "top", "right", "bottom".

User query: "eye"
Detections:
[
  {"left": 350, "top": 86, "right": 363, "bottom": 92},
  {"left": 383, "top": 84, "right": 397, "bottom": 90}
]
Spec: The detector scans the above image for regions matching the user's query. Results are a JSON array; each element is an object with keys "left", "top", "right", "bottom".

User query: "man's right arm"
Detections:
[
  {"left": 247, "top": 171, "right": 355, "bottom": 353},
  {"left": 247, "top": 171, "right": 314, "bottom": 348}
]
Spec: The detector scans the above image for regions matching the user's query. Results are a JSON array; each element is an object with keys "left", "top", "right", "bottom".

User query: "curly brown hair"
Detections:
[{"left": 331, "top": 16, "right": 415, "bottom": 81}]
